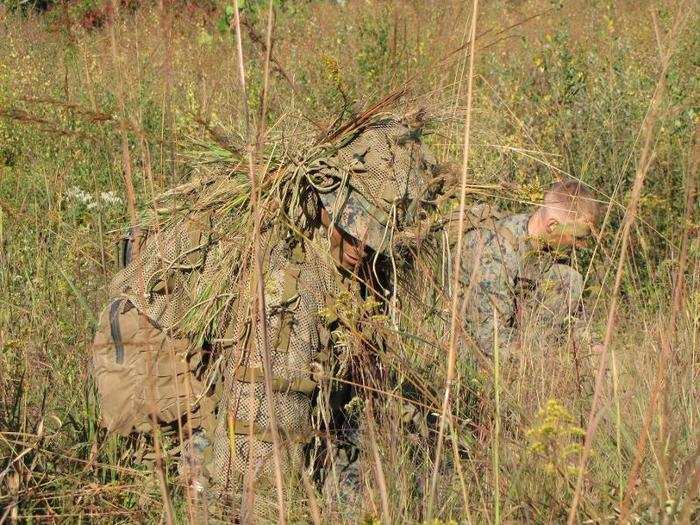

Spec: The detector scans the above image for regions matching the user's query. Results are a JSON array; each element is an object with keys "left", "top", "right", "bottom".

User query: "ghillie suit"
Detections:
[{"left": 90, "top": 113, "right": 439, "bottom": 520}]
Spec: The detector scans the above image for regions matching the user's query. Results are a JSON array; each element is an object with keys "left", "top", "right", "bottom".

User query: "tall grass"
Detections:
[{"left": 0, "top": 0, "right": 698, "bottom": 522}]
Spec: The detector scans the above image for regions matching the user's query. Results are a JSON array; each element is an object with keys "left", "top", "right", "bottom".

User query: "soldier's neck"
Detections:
[{"left": 526, "top": 211, "right": 547, "bottom": 252}]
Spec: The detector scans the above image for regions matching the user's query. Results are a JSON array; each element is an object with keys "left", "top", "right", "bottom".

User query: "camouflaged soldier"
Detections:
[
  {"left": 204, "top": 117, "right": 437, "bottom": 519},
  {"left": 90, "top": 114, "right": 437, "bottom": 521},
  {"left": 454, "top": 180, "right": 602, "bottom": 357}
]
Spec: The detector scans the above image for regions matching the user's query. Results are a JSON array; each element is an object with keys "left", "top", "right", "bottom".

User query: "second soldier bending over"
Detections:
[{"left": 452, "top": 180, "right": 602, "bottom": 358}]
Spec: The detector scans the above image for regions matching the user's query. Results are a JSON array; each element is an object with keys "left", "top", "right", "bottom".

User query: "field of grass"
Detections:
[{"left": 0, "top": 0, "right": 698, "bottom": 522}]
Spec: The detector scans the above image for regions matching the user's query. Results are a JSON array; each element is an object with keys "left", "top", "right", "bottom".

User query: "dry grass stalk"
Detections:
[
  {"left": 617, "top": 328, "right": 672, "bottom": 522},
  {"left": 672, "top": 124, "right": 700, "bottom": 524},
  {"left": 492, "top": 311, "right": 501, "bottom": 524},
  {"left": 231, "top": 0, "right": 288, "bottom": 522},
  {"left": 157, "top": 0, "right": 176, "bottom": 183},
  {"left": 255, "top": 1, "right": 275, "bottom": 153},
  {"left": 106, "top": 1, "right": 174, "bottom": 524},
  {"left": 678, "top": 440, "right": 700, "bottom": 524},
  {"left": 426, "top": 0, "right": 480, "bottom": 518},
  {"left": 366, "top": 400, "right": 391, "bottom": 524},
  {"left": 620, "top": 114, "right": 700, "bottom": 525},
  {"left": 299, "top": 466, "right": 322, "bottom": 525},
  {"left": 671, "top": 122, "right": 699, "bottom": 332}
]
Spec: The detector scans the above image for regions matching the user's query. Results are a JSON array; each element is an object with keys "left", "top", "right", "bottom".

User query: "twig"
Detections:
[{"left": 239, "top": 16, "right": 296, "bottom": 90}]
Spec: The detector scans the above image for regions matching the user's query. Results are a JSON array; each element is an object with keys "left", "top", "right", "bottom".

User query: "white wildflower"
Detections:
[
  {"left": 100, "top": 191, "right": 123, "bottom": 206},
  {"left": 66, "top": 187, "right": 123, "bottom": 210},
  {"left": 66, "top": 185, "right": 94, "bottom": 206}
]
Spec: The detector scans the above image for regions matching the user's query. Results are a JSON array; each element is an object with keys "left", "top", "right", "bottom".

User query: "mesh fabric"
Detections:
[
  {"left": 207, "top": 232, "right": 347, "bottom": 516},
  {"left": 314, "top": 117, "right": 437, "bottom": 251},
  {"left": 109, "top": 213, "right": 215, "bottom": 333}
]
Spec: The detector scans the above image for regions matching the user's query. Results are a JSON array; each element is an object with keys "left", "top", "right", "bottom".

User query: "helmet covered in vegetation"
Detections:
[{"left": 312, "top": 116, "right": 438, "bottom": 253}]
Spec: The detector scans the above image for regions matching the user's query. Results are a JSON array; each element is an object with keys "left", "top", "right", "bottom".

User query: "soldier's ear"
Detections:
[{"left": 546, "top": 217, "right": 560, "bottom": 233}]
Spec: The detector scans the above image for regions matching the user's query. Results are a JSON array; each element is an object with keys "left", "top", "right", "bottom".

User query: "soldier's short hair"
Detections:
[{"left": 544, "top": 180, "right": 601, "bottom": 223}]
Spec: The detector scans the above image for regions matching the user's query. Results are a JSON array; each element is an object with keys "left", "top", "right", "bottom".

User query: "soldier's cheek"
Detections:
[{"left": 558, "top": 234, "right": 575, "bottom": 248}]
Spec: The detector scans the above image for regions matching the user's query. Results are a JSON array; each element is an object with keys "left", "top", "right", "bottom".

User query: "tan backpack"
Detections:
[{"left": 91, "top": 220, "right": 214, "bottom": 436}]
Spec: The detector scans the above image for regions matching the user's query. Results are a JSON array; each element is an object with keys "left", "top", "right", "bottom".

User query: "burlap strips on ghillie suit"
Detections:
[{"left": 95, "top": 112, "right": 439, "bottom": 517}]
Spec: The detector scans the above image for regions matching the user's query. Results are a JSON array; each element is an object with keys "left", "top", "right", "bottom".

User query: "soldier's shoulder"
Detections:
[
  {"left": 463, "top": 222, "right": 497, "bottom": 248},
  {"left": 496, "top": 212, "right": 530, "bottom": 236}
]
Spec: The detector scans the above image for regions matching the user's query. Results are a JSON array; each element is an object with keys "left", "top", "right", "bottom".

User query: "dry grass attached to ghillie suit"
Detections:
[
  {"left": 114, "top": 111, "right": 410, "bottom": 343},
  {"left": 106, "top": 105, "right": 448, "bottom": 517}
]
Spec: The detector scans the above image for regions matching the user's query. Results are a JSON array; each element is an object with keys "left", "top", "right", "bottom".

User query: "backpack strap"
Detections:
[
  {"left": 227, "top": 416, "right": 314, "bottom": 444},
  {"left": 232, "top": 366, "right": 317, "bottom": 395},
  {"left": 119, "top": 226, "right": 144, "bottom": 269},
  {"left": 108, "top": 299, "right": 126, "bottom": 364}
]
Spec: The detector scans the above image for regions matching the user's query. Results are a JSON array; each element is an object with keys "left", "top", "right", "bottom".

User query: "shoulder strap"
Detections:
[{"left": 119, "top": 226, "right": 145, "bottom": 269}]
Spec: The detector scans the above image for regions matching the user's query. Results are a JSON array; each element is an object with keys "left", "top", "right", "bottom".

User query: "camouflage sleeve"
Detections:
[
  {"left": 459, "top": 229, "right": 517, "bottom": 357},
  {"left": 532, "top": 263, "right": 591, "bottom": 345}
]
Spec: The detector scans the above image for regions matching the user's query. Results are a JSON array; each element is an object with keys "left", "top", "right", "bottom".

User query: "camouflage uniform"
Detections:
[{"left": 458, "top": 212, "right": 587, "bottom": 357}]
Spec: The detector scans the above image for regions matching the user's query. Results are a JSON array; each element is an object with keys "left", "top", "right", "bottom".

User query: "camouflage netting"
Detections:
[
  {"left": 111, "top": 114, "right": 439, "bottom": 340},
  {"left": 207, "top": 235, "right": 355, "bottom": 515},
  {"left": 315, "top": 117, "right": 438, "bottom": 252},
  {"left": 107, "top": 112, "right": 440, "bottom": 516}
]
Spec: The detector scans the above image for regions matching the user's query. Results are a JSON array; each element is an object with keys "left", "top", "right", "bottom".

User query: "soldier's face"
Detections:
[
  {"left": 320, "top": 208, "right": 368, "bottom": 270},
  {"left": 544, "top": 216, "right": 593, "bottom": 249}
]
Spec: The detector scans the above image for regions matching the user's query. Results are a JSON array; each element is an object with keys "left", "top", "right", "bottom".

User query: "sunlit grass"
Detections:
[{"left": 0, "top": 0, "right": 698, "bottom": 522}]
